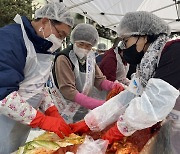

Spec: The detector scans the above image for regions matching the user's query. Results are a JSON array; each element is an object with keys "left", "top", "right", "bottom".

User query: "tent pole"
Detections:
[
  {"left": 84, "top": 16, "right": 87, "bottom": 23},
  {"left": 151, "top": 3, "right": 175, "bottom": 13},
  {"left": 68, "top": 0, "right": 93, "bottom": 9},
  {"left": 177, "top": 2, "right": 180, "bottom": 19}
]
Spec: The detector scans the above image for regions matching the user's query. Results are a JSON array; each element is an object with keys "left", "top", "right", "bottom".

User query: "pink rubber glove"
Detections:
[
  {"left": 74, "top": 92, "right": 105, "bottom": 109},
  {"left": 100, "top": 79, "right": 124, "bottom": 91}
]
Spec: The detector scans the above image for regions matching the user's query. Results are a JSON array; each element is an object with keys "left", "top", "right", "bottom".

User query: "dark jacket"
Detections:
[
  {"left": 0, "top": 16, "right": 52, "bottom": 100},
  {"left": 154, "top": 39, "right": 180, "bottom": 89}
]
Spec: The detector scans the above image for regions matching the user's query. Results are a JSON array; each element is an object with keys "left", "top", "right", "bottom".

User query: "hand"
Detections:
[
  {"left": 112, "top": 82, "right": 125, "bottom": 92},
  {"left": 69, "top": 120, "right": 90, "bottom": 135},
  {"left": 106, "top": 83, "right": 125, "bottom": 100},
  {"left": 102, "top": 123, "right": 124, "bottom": 144},
  {"left": 30, "top": 111, "right": 72, "bottom": 138},
  {"left": 45, "top": 105, "right": 61, "bottom": 118}
]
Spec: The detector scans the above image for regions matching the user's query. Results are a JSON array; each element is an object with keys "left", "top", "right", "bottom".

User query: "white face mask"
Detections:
[
  {"left": 73, "top": 43, "right": 89, "bottom": 59},
  {"left": 39, "top": 20, "right": 63, "bottom": 53},
  {"left": 46, "top": 34, "right": 63, "bottom": 53}
]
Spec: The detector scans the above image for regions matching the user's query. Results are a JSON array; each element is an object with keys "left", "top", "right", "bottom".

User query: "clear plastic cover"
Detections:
[{"left": 76, "top": 136, "right": 108, "bottom": 154}]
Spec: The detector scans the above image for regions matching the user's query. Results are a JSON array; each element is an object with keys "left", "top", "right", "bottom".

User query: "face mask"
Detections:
[
  {"left": 39, "top": 20, "right": 63, "bottom": 53},
  {"left": 73, "top": 43, "right": 89, "bottom": 59},
  {"left": 123, "top": 44, "right": 145, "bottom": 64},
  {"left": 46, "top": 34, "right": 63, "bottom": 53}
]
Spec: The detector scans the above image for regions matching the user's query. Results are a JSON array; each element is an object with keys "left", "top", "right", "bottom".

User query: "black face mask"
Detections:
[{"left": 123, "top": 44, "right": 145, "bottom": 65}]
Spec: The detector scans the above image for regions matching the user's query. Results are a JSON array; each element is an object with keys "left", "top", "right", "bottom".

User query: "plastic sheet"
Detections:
[
  {"left": 85, "top": 90, "right": 136, "bottom": 131},
  {"left": 76, "top": 136, "right": 108, "bottom": 154},
  {"left": 117, "top": 78, "right": 179, "bottom": 136}
]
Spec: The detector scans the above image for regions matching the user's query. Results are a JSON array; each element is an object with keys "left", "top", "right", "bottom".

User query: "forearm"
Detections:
[
  {"left": 84, "top": 90, "right": 136, "bottom": 132},
  {"left": 74, "top": 92, "right": 105, "bottom": 109},
  {"left": 39, "top": 87, "right": 55, "bottom": 112},
  {"left": 0, "top": 90, "right": 72, "bottom": 138},
  {"left": 0, "top": 91, "right": 37, "bottom": 125},
  {"left": 117, "top": 78, "right": 179, "bottom": 136},
  {"left": 100, "top": 79, "right": 114, "bottom": 91}
]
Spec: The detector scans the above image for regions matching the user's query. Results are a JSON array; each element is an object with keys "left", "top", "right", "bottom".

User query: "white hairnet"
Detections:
[
  {"left": 70, "top": 23, "right": 99, "bottom": 46},
  {"left": 117, "top": 11, "right": 171, "bottom": 37},
  {"left": 34, "top": 2, "right": 74, "bottom": 27},
  {"left": 97, "top": 43, "right": 107, "bottom": 50}
]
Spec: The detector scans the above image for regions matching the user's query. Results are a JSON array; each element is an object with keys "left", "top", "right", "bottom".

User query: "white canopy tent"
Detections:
[{"left": 63, "top": 0, "right": 180, "bottom": 32}]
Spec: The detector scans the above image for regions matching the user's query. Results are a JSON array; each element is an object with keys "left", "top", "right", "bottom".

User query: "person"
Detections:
[
  {"left": 0, "top": 2, "right": 74, "bottom": 153},
  {"left": 50, "top": 23, "right": 124, "bottom": 124},
  {"left": 95, "top": 43, "right": 107, "bottom": 65},
  {"left": 99, "top": 44, "right": 130, "bottom": 85},
  {"left": 69, "top": 11, "right": 180, "bottom": 153}
]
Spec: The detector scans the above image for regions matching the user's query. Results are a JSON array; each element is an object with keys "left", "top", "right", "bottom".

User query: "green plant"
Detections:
[{"left": 0, "top": 0, "right": 39, "bottom": 27}]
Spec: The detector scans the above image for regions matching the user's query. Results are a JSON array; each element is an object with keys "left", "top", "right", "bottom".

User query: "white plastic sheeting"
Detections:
[{"left": 63, "top": 0, "right": 180, "bottom": 32}]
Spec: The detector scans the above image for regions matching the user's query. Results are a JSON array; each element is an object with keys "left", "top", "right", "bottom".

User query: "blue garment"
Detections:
[
  {"left": 0, "top": 16, "right": 52, "bottom": 100},
  {"left": 96, "top": 54, "right": 104, "bottom": 66}
]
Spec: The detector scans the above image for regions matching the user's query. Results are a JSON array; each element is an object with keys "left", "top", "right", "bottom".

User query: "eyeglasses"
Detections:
[
  {"left": 120, "top": 36, "right": 131, "bottom": 49},
  {"left": 120, "top": 36, "right": 141, "bottom": 50},
  {"left": 50, "top": 20, "right": 66, "bottom": 40}
]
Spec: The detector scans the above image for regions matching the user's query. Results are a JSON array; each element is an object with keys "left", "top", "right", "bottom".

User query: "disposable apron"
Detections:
[
  {"left": 0, "top": 14, "right": 53, "bottom": 154},
  {"left": 48, "top": 50, "right": 96, "bottom": 123},
  {"left": 114, "top": 47, "right": 129, "bottom": 85},
  {"left": 147, "top": 93, "right": 180, "bottom": 154}
]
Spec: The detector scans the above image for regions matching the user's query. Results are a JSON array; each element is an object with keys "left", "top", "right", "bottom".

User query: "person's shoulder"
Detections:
[
  {"left": 55, "top": 44, "right": 73, "bottom": 58},
  {"left": 163, "top": 39, "right": 180, "bottom": 52},
  {"left": 0, "top": 23, "right": 26, "bottom": 57},
  {"left": 54, "top": 44, "right": 74, "bottom": 69},
  {"left": 0, "top": 23, "right": 22, "bottom": 36},
  {"left": 103, "top": 47, "right": 116, "bottom": 59},
  {"left": 162, "top": 39, "right": 180, "bottom": 57}
]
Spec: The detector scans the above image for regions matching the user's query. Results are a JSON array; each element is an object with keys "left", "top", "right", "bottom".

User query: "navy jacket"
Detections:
[{"left": 0, "top": 16, "right": 52, "bottom": 100}]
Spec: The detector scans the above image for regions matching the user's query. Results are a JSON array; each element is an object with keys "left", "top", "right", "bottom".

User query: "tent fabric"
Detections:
[{"left": 64, "top": 0, "right": 180, "bottom": 32}]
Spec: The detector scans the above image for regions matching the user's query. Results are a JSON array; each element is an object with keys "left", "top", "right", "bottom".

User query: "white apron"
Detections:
[
  {"left": 48, "top": 50, "right": 96, "bottom": 123},
  {"left": 114, "top": 47, "right": 129, "bottom": 85},
  {"left": 0, "top": 14, "right": 53, "bottom": 154}
]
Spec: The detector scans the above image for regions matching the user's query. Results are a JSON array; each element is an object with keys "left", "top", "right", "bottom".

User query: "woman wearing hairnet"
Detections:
[
  {"left": 99, "top": 44, "right": 130, "bottom": 85},
  {"left": 0, "top": 2, "right": 74, "bottom": 153},
  {"left": 70, "top": 11, "right": 180, "bottom": 153},
  {"left": 51, "top": 23, "right": 123, "bottom": 123}
]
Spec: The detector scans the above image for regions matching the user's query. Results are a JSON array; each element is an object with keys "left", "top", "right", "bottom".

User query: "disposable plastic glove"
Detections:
[
  {"left": 102, "top": 123, "right": 124, "bottom": 144},
  {"left": 69, "top": 120, "right": 90, "bottom": 135},
  {"left": 30, "top": 111, "right": 72, "bottom": 138},
  {"left": 74, "top": 92, "right": 105, "bottom": 109}
]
